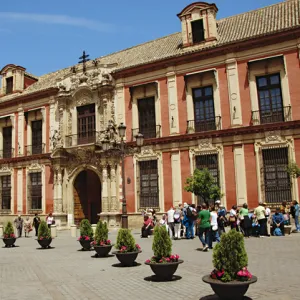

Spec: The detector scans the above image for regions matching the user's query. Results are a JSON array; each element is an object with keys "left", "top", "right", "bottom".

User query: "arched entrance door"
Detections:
[{"left": 73, "top": 169, "right": 101, "bottom": 225}]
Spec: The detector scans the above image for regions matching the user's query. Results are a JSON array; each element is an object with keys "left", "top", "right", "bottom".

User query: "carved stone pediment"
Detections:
[
  {"left": 27, "top": 163, "right": 44, "bottom": 173},
  {"left": 265, "top": 130, "right": 282, "bottom": 143}
]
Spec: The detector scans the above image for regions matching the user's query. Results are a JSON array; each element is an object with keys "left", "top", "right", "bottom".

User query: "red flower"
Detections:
[
  {"left": 85, "top": 236, "right": 90, "bottom": 241},
  {"left": 107, "top": 240, "right": 111, "bottom": 245},
  {"left": 145, "top": 259, "right": 151, "bottom": 263}
]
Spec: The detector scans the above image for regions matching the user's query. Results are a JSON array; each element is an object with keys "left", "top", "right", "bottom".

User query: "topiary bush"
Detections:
[
  {"left": 78, "top": 219, "right": 93, "bottom": 241},
  {"left": 38, "top": 220, "right": 51, "bottom": 240},
  {"left": 115, "top": 229, "right": 140, "bottom": 253},
  {"left": 153, "top": 225, "right": 172, "bottom": 258},
  {"left": 212, "top": 229, "right": 248, "bottom": 282},
  {"left": 93, "top": 221, "right": 111, "bottom": 245},
  {"left": 3, "top": 221, "right": 15, "bottom": 239}
]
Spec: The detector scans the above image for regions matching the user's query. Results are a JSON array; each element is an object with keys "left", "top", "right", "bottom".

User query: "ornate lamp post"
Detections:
[{"left": 101, "top": 123, "right": 144, "bottom": 229}]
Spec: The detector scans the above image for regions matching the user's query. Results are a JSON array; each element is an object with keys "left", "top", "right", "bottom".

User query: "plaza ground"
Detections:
[{"left": 0, "top": 229, "right": 299, "bottom": 300}]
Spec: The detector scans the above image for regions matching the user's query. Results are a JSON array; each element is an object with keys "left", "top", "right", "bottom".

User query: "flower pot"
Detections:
[
  {"left": 112, "top": 251, "right": 141, "bottom": 266},
  {"left": 79, "top": 239, "right": 93, "bottom": 251},
  {"left": 202, "top": 275, "right": 257, "bottom": 300},
  {"left": 145, "top": 260, "right": 184, "bottom": 280},
  {"left": 94, "top": 245, "right": 113, "bottom": 257},
  {"left": 2, "top": 238, "right": 16, "bottom": 248},
  {"left": 37, "top": 238, "right": 52, "bottom": 249}
]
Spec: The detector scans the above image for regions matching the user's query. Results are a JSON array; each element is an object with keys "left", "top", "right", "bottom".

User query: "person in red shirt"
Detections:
[{"left": 141, "top": 215, "right": 153, "bottom": 238}]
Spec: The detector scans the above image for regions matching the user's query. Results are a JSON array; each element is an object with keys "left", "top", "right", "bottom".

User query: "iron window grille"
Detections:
[
  {"left": 1, "top": 175, "right": 11, "bottom": 210},
  {"left": 77, "top": 104, "right": 96, "bottom": 145},
  {"left": 28, "top": 172, "right": 42, "bottom": 210},
  {"left": 138, "top": 97, "right": 156, "bottom": 139}
]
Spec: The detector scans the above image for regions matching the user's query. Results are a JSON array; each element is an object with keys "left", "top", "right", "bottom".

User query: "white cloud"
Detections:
[{"left": 0, "top": 12, "right": 116, "bottom": 32}]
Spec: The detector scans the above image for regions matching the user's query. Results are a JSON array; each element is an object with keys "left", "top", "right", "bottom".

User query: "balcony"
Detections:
[
  {"left": 251, "top": 106, "right": 291, "bottom": 125},
  {"left": 132, "top": 125, "right": 161, "bottom": 141},
  {"left": 65, "top": 131, "right": 99, "bottom": 147},
  {"left": 0, "top": 148, "right": 14, "bottom": 159},
  {"left": 25, "top": 144, "right": 45, "bottom": 156},
  {"left": 187, "top": 116, "right": 221, "bottom": 133}
]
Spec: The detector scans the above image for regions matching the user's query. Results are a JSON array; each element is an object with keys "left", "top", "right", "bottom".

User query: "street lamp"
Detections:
[{"left": 102, "top": 123, "right": 144, "bottom": 229}]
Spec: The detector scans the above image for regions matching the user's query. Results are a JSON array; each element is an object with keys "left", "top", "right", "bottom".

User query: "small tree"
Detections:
[
  {"left": 38, "top": 220, "right": 51, "bottom": 240},
  {"left": 213, "top": 230, "right": 248, "bottom": 282},
  {"left": 3, "top": 221, "right": 15, "bottom": 238},
  {"left": 287, "top": 161, "right": 300, "bottom": 178},
  {"left": 115, "top": 229, "right": 138, "bottom": 252},
  {"left": 184, "top": 168, "right": 222, "bottom": 205},
  {"left": 94, "top": 221, "right": 110, "bottom": 245},
  {"left": 152, "top": 226, "right": 172, "bottom": 258},
  {"left": 79, "top": 219, "right": 93, "bottom": 240}
]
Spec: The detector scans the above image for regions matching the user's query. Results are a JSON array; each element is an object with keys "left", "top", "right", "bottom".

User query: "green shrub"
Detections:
[
  {"left": 38, "top": 220, "right": 51, "bottom": 240},
  {"left": 94, "top": 221, "right": 110, "bottom": 245},
  {"left": 115, "top": 229, "right": 139, "bottom": 252},
  {"left": 3, "top": 221, "right": 15, "bottom": 238},
  {"left": 213, "top": 229, "right": 248, "bottom": 282},
  {"left": 79, "top": 219, "right": 93, "bottom": 240},
  {"left": 152, "top": 226, "right": 172, "bottom": 258}
]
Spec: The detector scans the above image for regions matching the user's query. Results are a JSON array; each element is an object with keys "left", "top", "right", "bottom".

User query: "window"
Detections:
[
  {"left": 256, "top": 74, "right": 284, "bottom": 124},
  {"left": 77, "top": 104, "right": 95, "bottom": 145},
  {"left": 2, "top": 126, "right": 12, "bottom": 158},
  {"left": 139, "top": 160, "right": 159, "bottom": 209},
  {"left": 28, "top": 172, "right": 42, "bottom": 210},
  {"left": 138, "top": 97, "right": 156, "bottom": 139},
  {"left": 193, "top": 86, "right": 216, "bottom": 132},
  {"left": 1, "top": 175, "right": 11, "bottom": 210},
  {"left": 192, "top": 19, "right": 205, "bottom": 44},
  {"left": 6, "top": 77, "right": 13, "bottom": 94},
  {"left": 31, "top": 120, "right": 43, "bottom": 154},
  {"left": 262, "top": 147, "right": 291, "bottom": 205}
]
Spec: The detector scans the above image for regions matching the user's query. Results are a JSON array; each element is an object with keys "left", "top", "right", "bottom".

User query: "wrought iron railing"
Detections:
[
  {"left": 186, "top": 116, "right": 221, "bottom": 133},
  {"left": 25, "top": 144, "right": 45, "bottom": 156},
  {"left": 132, "top": 125, "right": 161, "bottom": 141},
  {"left": 251, "top": 106, "right": 292, "bottom": 125},
  {"left": 0, "top": 148, "right": 14, "bottom": 159},
  {"left": 65, "top": 131, "right": 99, "bottom": 147}
]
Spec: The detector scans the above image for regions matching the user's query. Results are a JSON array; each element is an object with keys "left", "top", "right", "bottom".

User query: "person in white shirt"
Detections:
[
  {"left": 167, "top": 206, "right": 175, "bottom": 239},
  {"left": 173, "top": 206, "right": 182, "bottom": 240},
  {"left": 209, "top": 207, "right": 220, "bottom": 248}
]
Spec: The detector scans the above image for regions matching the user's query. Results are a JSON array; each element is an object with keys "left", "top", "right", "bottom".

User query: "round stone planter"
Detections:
[
  {"left": 112, "top": 250, "right": 141, "bottom": 266},
  {"left": 79, "top": 239, "right": 93, "bottom": 251},
  {"left": 145, "top": 260, "right": 184, "bottom": 280},
  {"left": 202, "top": 275, "right": 257, "bottom": 300},
  {"left": 37, "top": 238, "right": 52, "bottom": 249},
  {"left": 94, "top": 245, "right": 113, "bottom": 257},
  {"left": 2, "top": 238, "right": 16, "bottom": 248}
]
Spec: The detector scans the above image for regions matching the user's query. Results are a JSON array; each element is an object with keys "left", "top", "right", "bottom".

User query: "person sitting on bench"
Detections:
[
  {"left": 141, "top": 215, "right": 153, "bottom": 238},
  {"left": 272, "top": 208, "right": 285, "bottom": 236}
]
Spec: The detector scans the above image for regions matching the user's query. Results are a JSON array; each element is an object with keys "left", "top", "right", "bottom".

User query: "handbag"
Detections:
[{"left": 229, "top": 216, "right": 236, "bottom": 223}]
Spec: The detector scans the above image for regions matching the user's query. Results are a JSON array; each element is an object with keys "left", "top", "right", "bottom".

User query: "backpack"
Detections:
[
  {"left": 186, "top": 207, "right": 193, "bottom": 218},
  {"left": 274, "top": 227, "right": 282, "bottom": 236}
]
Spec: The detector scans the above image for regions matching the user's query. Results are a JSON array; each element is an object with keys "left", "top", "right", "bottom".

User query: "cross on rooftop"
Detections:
[{"left": 78, "top": 51, "right": 90, "bottom": 74}]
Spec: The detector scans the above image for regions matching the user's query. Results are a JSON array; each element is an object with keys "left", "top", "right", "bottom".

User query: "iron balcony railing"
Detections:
[
  {"left": 65, "top": 131, "right": 99, "bottom": 147},
  {"left": 25, "top": 144, "right": 45, "bottom": 156},
  {"left": 251, "top": 106, "right": 292, "bottom": 125},
  {"left": 186, "top": 116, "right": 221, "bottom": 133},
  {"left": 0, "top": 148, "right": 14, "bottom": 159},
  {"left": 131, "top": 125, "right": 161, "bottom": 141}
]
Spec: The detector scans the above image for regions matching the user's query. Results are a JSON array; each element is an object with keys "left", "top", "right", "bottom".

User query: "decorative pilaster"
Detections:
[
  {"left": 56, "top": 168, "right": 63, "bottom": 213},
  {"left": 102, "top": 165, "right": 109, "bottom": 212},
  {"left": 17, "top": 107, "right": 24, "bottom": 156},
  {"left": 110, "top": 164, "right": 118, "bottom": 212}
]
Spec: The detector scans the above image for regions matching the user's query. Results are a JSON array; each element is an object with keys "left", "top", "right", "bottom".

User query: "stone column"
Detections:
[
  {"left": 56, "top": 168, "right": 63, "bottom": 213},
  {"left": 102, "top": 165, "right": 109, "bottom": 212},
  {"left": 110, "top": 164, "right": 118, "bottom": 212}
]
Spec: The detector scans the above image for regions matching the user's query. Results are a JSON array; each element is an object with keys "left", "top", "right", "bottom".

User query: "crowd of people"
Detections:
[{"left": 140, "top": 200, "right": 300, "bottom": 251}]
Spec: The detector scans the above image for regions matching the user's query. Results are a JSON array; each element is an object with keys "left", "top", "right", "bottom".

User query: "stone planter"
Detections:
[
  {"left": 202, "top": 275, "right": 257, "bottom": 300},
  {"left": 94, "top": 245, "right": 113, "bottom": 257},
  {"left": 112, "top": 251, "right": 141, "bottom": 266},
  {"left": 145, "top": 260, "right": 183, "bottom": 280},
  {"left": 2, "top": 238, "right": 16, "bottom": 248},
  {"left": 79, "top": 239, "right": 93, "bottom": 251},
  {"left": 37, "top": 238, "right": 52, "bottom": 249}
]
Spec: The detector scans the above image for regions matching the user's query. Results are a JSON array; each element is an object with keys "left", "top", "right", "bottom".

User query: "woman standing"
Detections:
[
  {"left": 229, "top": 205, "right": 238, "bottom": 231},
  {"left": 24, "top": 217, "right": 32, "bottom": 238},
  {"left": 46, "top": 213, "right": 54, "bottom": 229},
  {"left": 32, "top": 213, "right": 41, "bottom": 236}
]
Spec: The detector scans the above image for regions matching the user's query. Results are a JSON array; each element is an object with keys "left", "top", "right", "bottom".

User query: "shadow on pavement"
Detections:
[
  {"left": 2, "top": 245, "right": 20, "bottom": 248},
  {"left": 144, "top": 275, "right": 182, "bottom": 282},
  {"left": 111, "top": 262, "right": 141, "bottom": 268},
  {"left": 91, "top": 254, "right": 114, "bottom": 258},
  {"left": 200, "top": 296, "right": 252, "bottom": 300},
  {"left": 36, "top": 247, "right": 55, "bottom": 250}
]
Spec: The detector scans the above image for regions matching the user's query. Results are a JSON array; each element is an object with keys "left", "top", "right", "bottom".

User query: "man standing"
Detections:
[
  {"left": 14, "top": 215, "right": 24, "bottom": 238},
  {"left": 291, "top": 200, "right": 300, "bottom": 232},
  {"left": 167, "top": 206, "right": 175, "bottom": 239},
  {"left": 197, "top": 203, "right": 211, "bottom": 251},
  {"left": 32, "top": 213, "right": 41, "bottom": 237},
  {"left": 254, "top": 202, "right": 267, "bottom": 237}
]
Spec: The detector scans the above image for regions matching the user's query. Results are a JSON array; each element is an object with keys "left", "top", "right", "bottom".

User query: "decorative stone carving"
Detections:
[
  {"left": 198, "top": 138, "right": 213, "bottom": 150},
  {"left": 0, "top": 166, "right": 13, "bottom": 174},
  {"left": 265, "top": 130, "right": 282, "bottom": 143},
  {"left": 134, "top": 146, "right": 161, "bottom": 160},
  {"left": 27, "top": 163, "right": 44, "bottom": 173},
  {"left": 74, "top": 89, "right": 93, "bottom": 107},
  {"left": 50, "top": 130, "right": 63, "bottom": 150}
]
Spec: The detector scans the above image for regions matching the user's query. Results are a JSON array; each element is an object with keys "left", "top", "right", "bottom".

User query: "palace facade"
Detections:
[{"left": 1, "top": 1, "right": 300, "bottom": 228}]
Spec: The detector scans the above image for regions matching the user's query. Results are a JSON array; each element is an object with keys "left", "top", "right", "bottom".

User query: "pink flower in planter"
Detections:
[
  {"left": 77, "top": 236, "right": 82, "bottom": 241},
  {"left": 159, "top": 259, "right": 163, "bottom": 263},
  {"left": 107, "top": 240, "right": 111, "bottom": 245},
  {"left": 100, "top": 241, "right": 104, "bottom": 246},
  {"left": 85, "top": 236, "right": 90, "bottom": 241},
  {"left": 165, "top": 258, "right": 171, "bottom": 262},
  {"left": 145, "top": 259, "right": 151, "bottom": 263},
  {"left": 135, "top": 244, "right": 141, "bottom": 250}
]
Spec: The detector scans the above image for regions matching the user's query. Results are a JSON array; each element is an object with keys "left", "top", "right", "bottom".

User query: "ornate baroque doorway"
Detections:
[{"left": 73, "top": 169, "right": 101, "bottom": 225}]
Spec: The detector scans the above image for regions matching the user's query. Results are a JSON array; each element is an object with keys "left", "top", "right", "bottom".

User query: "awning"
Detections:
[
  {"left": 129, "top": 81, "right": 158, "bottom": 101},
  {"left": 184, "top": 68, "right": 218, "bottom": 91}
]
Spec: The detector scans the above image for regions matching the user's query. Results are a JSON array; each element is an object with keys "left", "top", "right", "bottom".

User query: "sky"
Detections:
[{"left": 0, "top": 0, "right": 283, "bottom": 76}]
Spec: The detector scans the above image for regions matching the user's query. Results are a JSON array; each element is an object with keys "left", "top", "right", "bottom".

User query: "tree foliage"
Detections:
[
  {"left": 3, "top": 221, "right": 14, "bottom": 236},
  {"left": 79, "top": 219, "right": 93, "bottom": 239},
  {"left": 115, "top": 229, "right": 136, "bottom": 252},
  {"left": 152, "top": 226, "right": 172, "bottom": 258},
  {"left": 38, "top": 220, "right": 51, "bottom": 240},
  {"left": 287, "top": 161, "right": 300, "bottom": 178},
  {"left": 94, "top": 220, "right": 108, "bottom": 243},
  {"left": 213, "top": 230, "right": 248, "bottom": 282},
  {"left": 184, "top": 168, "right": 222, "bottom": 204}
]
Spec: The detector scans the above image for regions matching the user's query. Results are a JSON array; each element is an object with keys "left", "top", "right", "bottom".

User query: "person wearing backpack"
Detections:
[
  {"left": 183, "top": 202, "right": 195, "bottom": 239},
  {"left": 174, "top": 206, "right": 182, "bottom": 240}
]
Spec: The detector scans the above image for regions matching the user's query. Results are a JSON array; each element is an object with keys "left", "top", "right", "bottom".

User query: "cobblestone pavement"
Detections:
[{"left": 0, "top": 229, "right": 299, "bottom": 300}]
